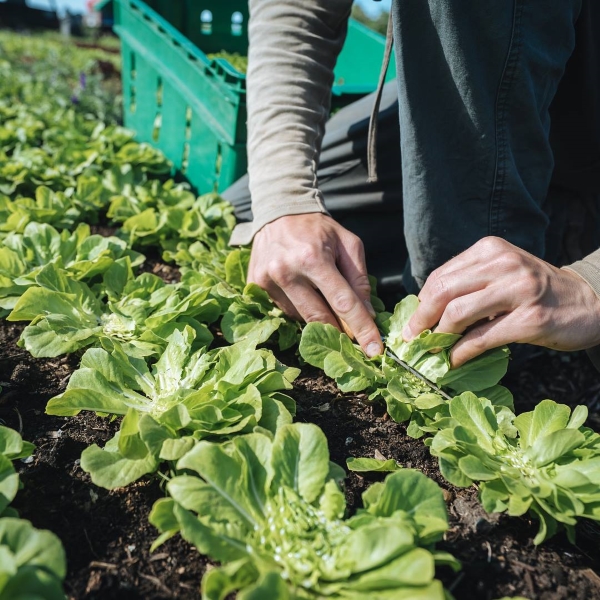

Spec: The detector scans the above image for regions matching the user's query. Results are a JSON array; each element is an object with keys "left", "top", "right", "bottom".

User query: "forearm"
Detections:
[{"left": 236, "top": 0, "right": 352, "bottom": 245}]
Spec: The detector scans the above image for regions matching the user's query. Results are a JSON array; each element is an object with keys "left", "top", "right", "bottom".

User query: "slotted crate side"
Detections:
[
  {"left": 109, "top": 0, "right": 394, "bottom": 193},
  {"left": 114, "top": 0, "right": 247, "bottom": 193}
]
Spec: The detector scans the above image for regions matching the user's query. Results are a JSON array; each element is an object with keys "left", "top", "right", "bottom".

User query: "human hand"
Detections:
[
  {"left": 402, "top": 236, "right": 600, "bottom": 367},
  {"left": 248, "top": 213, "right": 383, "bottom": 357}
]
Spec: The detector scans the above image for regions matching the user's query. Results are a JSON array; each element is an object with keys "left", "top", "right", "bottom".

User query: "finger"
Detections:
[
  {"left": 336, "top": 233, "right": 376, "bottom": 316},
  {"left": 264, "top": 284, "right": 303, "bottom": 322},
  {"left": 404, "top": 271, "right": 489, "bottom": 341},
  {"left": 415, "top": 237, "right": 517, "bottom": 299},
  {"left": 248, "top": 263, "right": 303, "bottom": 321},
  {"left": 283, "top": 280, "right": 342, "bottom": 331},
  {"left": 407, "top": 237, "right": 522, "bottom": 340},
  {"left": 312, "top": 267, "right": 383, "bottom": 357},
  {"left": 449, "top": 313, "right": 516, "bottom": 367},
  {"left": 435, "top": 288, "right": 513, "bottom": 335}
]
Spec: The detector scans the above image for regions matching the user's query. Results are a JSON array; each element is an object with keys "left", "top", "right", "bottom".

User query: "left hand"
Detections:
[{"left": 402, "top": 236, "right": 600, "bottom": 367}]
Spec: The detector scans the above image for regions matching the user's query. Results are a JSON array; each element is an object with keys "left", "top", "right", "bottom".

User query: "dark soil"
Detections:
[{"left": 2, "top": 278, "right": 600, "bottom": 599}]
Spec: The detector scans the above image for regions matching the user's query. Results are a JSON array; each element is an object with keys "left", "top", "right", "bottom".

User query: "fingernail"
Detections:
[
  {"left": 366, "top": 341, "right": 382, "bottom": 358},
  {"left": 402, "top": 325, "right": 413, "bottom": 341},
  {"left": 364, "top": 300, "right": 376, "bottom": 318}
]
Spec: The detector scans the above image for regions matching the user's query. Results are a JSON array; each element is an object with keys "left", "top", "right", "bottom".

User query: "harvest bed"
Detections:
[{"left": 2, "top": 312, "right": 600, "bottom": 599}]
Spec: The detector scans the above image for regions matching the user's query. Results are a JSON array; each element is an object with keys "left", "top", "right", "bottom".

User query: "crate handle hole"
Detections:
[
  {"left": 181, "top": 142, "right": 190, "bottom": 174},
  {"left": 129, "top": 51, "right": 137, "bottom": 114},
  {"left": 200, "top": 10, "right": 213, "bottom": 35},
  {"left": 156, "top": 77, "right": 163, "bottom": 107},
  {"left": 185, "top": 106, "right": 193, "bottom": 140},
  {"left": 231, "top": 11, "right": 243, "bottom": 36},
  {"left": 152, "top": 112, "right": 162, "bottom": 142},
  {"left": 181, "top": 107, "right": 193, "bottom": 174},
  {"left": 152, "top": 77, "right": 163, "bottom": 142}
]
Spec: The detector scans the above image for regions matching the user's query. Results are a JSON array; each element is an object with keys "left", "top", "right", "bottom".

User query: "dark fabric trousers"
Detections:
[{"left": 223, "top": 0, "right": 600, "bottom": 298}]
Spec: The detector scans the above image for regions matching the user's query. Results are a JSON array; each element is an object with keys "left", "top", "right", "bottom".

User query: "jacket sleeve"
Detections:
[
  {"left": 229, "top": 0, "right": 353, "bottom": 246},
  {"left": 562, "top": 248, "right": 600, "bottom": 371}
]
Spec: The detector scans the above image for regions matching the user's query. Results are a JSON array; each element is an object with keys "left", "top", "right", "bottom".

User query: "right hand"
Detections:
[{"left": 248, "top": 213, "right": 383, "bottom": 357}]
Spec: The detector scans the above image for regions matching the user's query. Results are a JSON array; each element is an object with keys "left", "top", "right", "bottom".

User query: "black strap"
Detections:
[{"left": 367, "top": 13, "right": 395, "bottom": 183}]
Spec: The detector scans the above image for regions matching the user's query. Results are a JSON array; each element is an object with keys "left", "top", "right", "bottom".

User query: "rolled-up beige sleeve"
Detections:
[
  {"left": 563, "top": 248, "right": 600, "bottom": 371},
  {"left": 229, "top": 0, "right": 353, "bottom": 246}
]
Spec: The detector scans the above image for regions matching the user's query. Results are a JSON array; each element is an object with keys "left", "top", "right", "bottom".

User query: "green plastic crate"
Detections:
[
  {"left": 102, "top": 0, "right": 396, "bottom": 193},
  {"left": 109, "top": 0, "right": 247, "bottom": 194}
]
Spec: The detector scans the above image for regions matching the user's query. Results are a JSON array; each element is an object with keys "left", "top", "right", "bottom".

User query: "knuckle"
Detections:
[
  {"left": 304, "top": 312, "right": 330, "bottom": 324},
  {"left": 498, "top": 250, "right": 526, "bottom": 271},
  {"left": 352, "top": 273, "right": 372, "bottom": 296},
  {"left": 297, "top": 245, "right": 321, "bottom": 271},
  {"left": 477, "top": 235, "right": 507, "bottom": 254},
  {"left": 353, "top": 323, "right": 378, "bottom": 343},
  {"left": 428, "top": 271, "right": 451, "bottom": 301},
  {"left": 268, "top": 259, "right": 292, "bottom": 286},
  {"left": 248, "top": 264, "right": 269, "bottom": 287},
  {"left": 347, "top": 234, "right": 365, "bottom": 255},
  {"left": 517, "top": 272, "right": 544, "bottom": 298},
  {"left": 445, "top": 299, "right": 466, "bottom": 326},
  {"left": 330, "top": 291, "right": 356, "bottom": 314},
  {"left": 468, "top": 327, "right": 488, "bottom": 353}
]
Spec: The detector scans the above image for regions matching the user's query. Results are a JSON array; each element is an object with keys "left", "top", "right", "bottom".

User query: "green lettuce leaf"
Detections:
[
  {"left": 431, "top": 395, "right": 600, "bottom": 544},
  {"left": 47, "top": 328, "right": 298, "bottom": 488},
  {"left": 150, "top": 424, "right": 454, "bottom": 599}
]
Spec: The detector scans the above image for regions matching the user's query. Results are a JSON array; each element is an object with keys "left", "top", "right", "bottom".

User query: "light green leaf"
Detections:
[
  {"left": 526, "top": 429, "right": 585, "bottom": 468},
  {"left": 271, "top": 424, "right": 330, "bottom": 504},
  {"left": 514, "top": 400, "right": 571, "bottom": 449},
  {"left": 202, "top": 559, "right": 259, "bottom": 600},
  {"left": 80, "top": 440, "right": 159, "bottom": 489},
  {"left": 437, "top": 346, "right": 509, "bottom": 393},
  {"left": 448, "top": 393, "right": 498, "bottom": 452},
  {"left": 299, "top": 322, "right": 342, "bottom": 370},
  {"left": 346, "top": 457, "right": 402, "bottom": 473},
  {"left": 237, "top": 572, "right": 291, "bottom": 600}
]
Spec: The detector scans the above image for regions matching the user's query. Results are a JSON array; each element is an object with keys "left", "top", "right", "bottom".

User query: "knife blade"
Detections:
[{"left": 384, "top": 348, "right": 452, "bottom": 401}]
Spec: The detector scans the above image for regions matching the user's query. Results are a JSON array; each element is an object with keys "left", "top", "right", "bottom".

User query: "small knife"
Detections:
[{"left": 384, "top": 348, "right": 452, "bottom": 401}]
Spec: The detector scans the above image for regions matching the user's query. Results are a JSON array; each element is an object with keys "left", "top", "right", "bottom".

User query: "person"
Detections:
[{"left": 224, "top": 0, "right": 600, "bottom": 368}]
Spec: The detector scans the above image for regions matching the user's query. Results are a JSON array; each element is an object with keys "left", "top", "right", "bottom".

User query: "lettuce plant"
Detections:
[
  {"left": 180, "top": 250, "right": 301, "bottom": 351},
  {"left": 7, "top": 263, "right": 217, "bottom": 358},
  {"left": 0, "top": 518, "right": 67, "bottom": 600},
  {"left": 0, "top": 426, "right": 34, "bottom": 518},
  {"left": 117, "top": 191, "right": 235, "bottom": 252},
  {"left": 150, "top": 423, "right": 457, "bottom": 600},
  {"left": 299, "top": 295, "right": 511, "bottom": 437},
  {"left": 430, "top": 394, "right": 600, "bottom": 543},
  {"left": 0, "top": 187, "right": 96, "bottom": 236},
  {"left": 0, "top": 221, "right": 143, "bottom": 315},
  {"left": 46, "top": 328, "right": 299, "bottom": 488}
]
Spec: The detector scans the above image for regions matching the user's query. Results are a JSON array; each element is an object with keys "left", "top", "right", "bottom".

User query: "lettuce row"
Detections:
[
  {"left": 150, "top": 423, "right": 458, "bottom": 600},
  {"left": 0, "top": 221, "right": 144, "bottom": 315},
  {"left": 431, "top": 394, "right": 600, "bottom": 544},
  {"left": 46, "top": 327, "right": 299, "bottom": 489},
  {"left": 299, "top": 295, "right": 512, "bottom": 438},
  {"left": 7, "top": 245, "right": 299, "bottom": 359},
  {"left": 300, "top": 296, "right": 600, "bottom": 543},
  {"left": 7, "top": 262, "right": 218, "bottom": 358}
]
